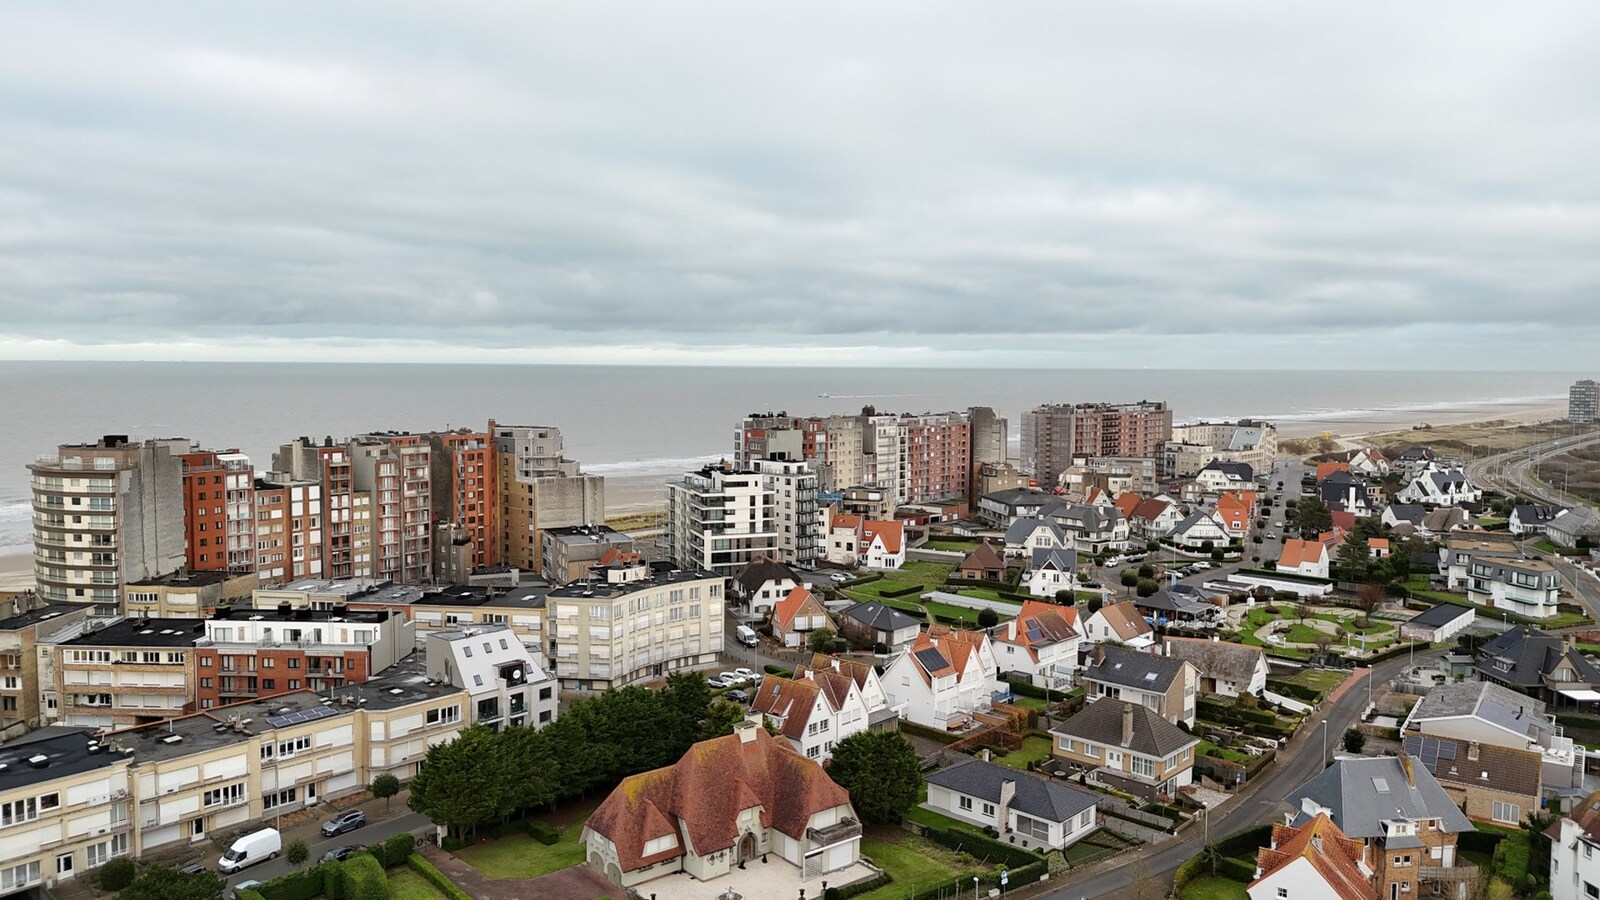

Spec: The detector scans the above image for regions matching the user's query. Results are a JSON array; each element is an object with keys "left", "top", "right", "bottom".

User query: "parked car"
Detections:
[
  {"left": 706, "top": 675, "right": 732, "bottom": 689},
  {"left": 725, "top": 689, "right": 750, "bottom": 703},
  {"left": 1266, "top": 532, "right": 1278, "bottom": 539},
  {"left": 322, "top": 846, "right": 359, "bottom": 863},
  {"left": 718, "top": 671, "right": 748, "bottom": 685},
  {"left": 733, "top": 667, "right": 757, "bottom": 680},
  {"left": 830, "top": 572, "right": 853, "bottom": 583},
  {"left": 230, "top": 881, "right": 264, "bottom": 900},
  {"left": 178, "top": 864, "right": 209, "bottom": 876},
  {"left": 1192, "top": 562, "right": 1212, "bottom": 570},
  {"left": 320, "top": 810, "right": 367, "bottom": 838}
]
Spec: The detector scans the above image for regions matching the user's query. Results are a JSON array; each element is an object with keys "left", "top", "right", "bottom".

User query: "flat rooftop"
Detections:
[
  {"left": 60, "top": 618, "right": 208, "bottom": 648},
  {"left": 129, "top": 570, "right": 242, "bottom": 588},
  {"left": 211, "top": 607, "right": 394, "bottom": 624},
  {"left": 273, "top": 578, "right": 390, "bottom": 596},
  {"left": 0, "top": 602, "right": 87, "bottom": 631},
  {"left": 547, "top": 563, "right": 722, "bottom": 600},
  {"left": 0, "top": 729, "right": 121, "bottom": 792}
]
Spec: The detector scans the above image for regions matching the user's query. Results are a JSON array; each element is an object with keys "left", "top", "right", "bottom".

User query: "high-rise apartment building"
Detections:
[
  {"left": 966, "top": 406, "right": 1009, "bottom": 503},
  {"left": 178, "top": 448, "right": 255, "bottom": 573},
  {"left": 735, "top": 414, "right": 864, "bottom": 491},
  {"left": 735, "top": 409, "right": 970, "bottom": 503},
  {"left": 1572, "top": 380, "right": 1599, "bottom": 424},
  {"left": 425, "top": 428, "right": 500, "bottom": 572},
  {"left": 750, "top": 457, "right": 823, "bottom": 567},
  {"left": 351, "top": 434, "right": 433, "bottom": 584},
  {"left": 273, "top": 438, "right": 356, "bottom": 580},
  {"left": 29, "top": 436, "right": 186, "bottom": 611},
  {"left": 859, "top": 409, "right": 909, "bottom": 502},
  {"left": 902, "top": 412, "right": 970, "bottom": 503},
  {"left": 491, "top": 421, "right": 604, "bottom": 573},
  {"left": 1021, "top": 401, "right": 1171, "bottom": 486},
  {"left": 666, "top": 464, "right": 778, "bottom": 577},
  {"left": 251, "top": 474, "right": 323, "bottom": 586}
]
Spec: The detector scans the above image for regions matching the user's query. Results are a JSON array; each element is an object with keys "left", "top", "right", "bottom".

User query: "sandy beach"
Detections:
[
  {"left": 1270, "top": 399, "right": 1568, "bottom": 441},
  {"left": 0, "top": 550, "right": 34, "bottom": 594}
]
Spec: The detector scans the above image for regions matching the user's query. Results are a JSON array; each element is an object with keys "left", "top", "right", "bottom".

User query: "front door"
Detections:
[
  {"left": 1390, "top": 883, "right": 1399, "bottom": 900},
  {"left": 739, "top": 832, "right": 757, "bottom": 863}
]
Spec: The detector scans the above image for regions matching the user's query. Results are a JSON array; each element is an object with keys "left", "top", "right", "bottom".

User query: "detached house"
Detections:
[
  {"left": 1286, "top": 755, "right": 1475, "bottom": 900},
  {"left": 1128, "top": 497, "right": 1184, "bottom": 538},
  {"left": 736, "top": 557, "right": 805, "bottom": 616},
  {"left": 1510, "top": 504, "right": 1567, "bottom": 536},
  {"left": 1170, "top": 510, "right": 1231, "bottom": 550},
  {"left": 1277, "top": 538, "right": 1331, "bottom": 580},
  {"left": 1247, "top": 813, "right": 1376, "bottom": 900},
  {"left": 991, "top": 600, "right": 1082, "bottom": 689},
  {"left": 1397, "top": 466, "right": 1482, "bottom": 506},
  {"left": 773, "top": 587, "right": 835, "bottom": 649},
  {"left": 1083, "top": 600, "right": 1156, "bottom": 651},
  {"left": 752, "top": 671, "right": 869, "bottom": 762},
  {"left": 881, "top": 626, "right": 1000, "bottom": 732},
  {"left": 1346, "top": 447, "right": 1391, "bottom": 477},
  {"left": 924, "top": 758, "right": 1101, "bottom": 851},
  {"left": 1162, "top": 638, "right": 1267, "bottom": 699},
  {"left": 1401, "top": 733, "right": 1542, "bottom": 829},
  {"left": 1080, "top": 644, "right": 1197, "bottom": 727},
  {"left": 1004, "top": 517, "right": 1068, "bottom": 560},
  {"left": 1549, "top": 507, "right": 1600, "bottom": 549},
  {"left": 1050, "top": 700, "right": 1198, "bottom": 800},
  {"left": 1024, "top": 547, "right": 1078, "bottom": 599},
  {"left": 1048, "top": 503, "right": 1131, "bottom": 554},
  {"left": 1196, "top": 460, "right": 1255, "bottom": 494},
  {"left": 1215, "top": 491, "right": 1257, "bottom": 540},
  {"left": 834, "top": 601, "right": 920, "bottom": 652},
  {"left": 1320, "top": 471, "right": 1379, "bottom": 517},
  {"left": 1382, "top": 504, "right": 1428, "bottom": 532},
  {"left": 583, "top": 721, "right": 863, "bottom": 889},
  {"left": 859, "top": 520, "right": 905, "bottom": 570},
  {"left": 955, "top": 542, "right": 1007, "bottom": 581},
  {"left": 1402, "top": 677, "right": 1584, "bottom": 792}
]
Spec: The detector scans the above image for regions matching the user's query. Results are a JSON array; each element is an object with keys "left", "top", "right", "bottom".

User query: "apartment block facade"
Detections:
[
  {"left": 191, "top": 607, "right": 413, "bottom": 710},
  {"left": 750, "top": 458, "right": 823, "bottom": 568},
  {"left": 0, "top": 599, "right": 91, "bottom": 732},
  {"left": 1571, "top": 380, "right": 1598, "bottom": 425},
  {"left": 272, "top": 439, "right": 356, "bottom": 580},
  {"left": 29, "top": 436, "right": 186, "bottom": 612},
  {"left": 1021, "top": 402, "right": 1172, "bottom": 486},
  {"left": 666, "top": 465, "right": 779, "bottom": 577},
  {"left": 124, "top": 570, "right": 256, "bottom": 619},
  {"left": 350, "top": 434, "right": 432, "bottom": 584},
  {"left": 250, "top": 475, "right": 324, "bottom": 586},
  {"left": 177, "top": 449, "right": 255, "bottom": 573},
  {"left": 491, "top": 422, "right": 605, "bottom": 573},
  {"left": 425, "top": 428, "right": 500, "bottom": 573},
  {"left": 544, "top": 561, "right": 724, "bottom": 692},
  {"left": 40, "top": 618, "right": 203, "bottom": 730}
]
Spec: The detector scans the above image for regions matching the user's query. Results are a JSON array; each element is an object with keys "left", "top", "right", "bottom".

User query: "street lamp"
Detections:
[{"left": 1321, "top": 718, "right": 1330, "bottom": 764}]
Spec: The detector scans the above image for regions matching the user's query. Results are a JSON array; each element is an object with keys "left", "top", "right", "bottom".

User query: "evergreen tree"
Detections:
[
  {"left": 1334, "top": 533, "right": 1370, "bottom": 582},
  {"left": 115, "top": 865, "right": 224, "bottom": 900},
  {"left": 408, "top": 725, "right": 508, "bottom": 838},
  {"left": 827, "top": 732, "right": 921, "bottom": 825},
  {"left": 699, "top": 699, "right": 749, "bottom": 740}
]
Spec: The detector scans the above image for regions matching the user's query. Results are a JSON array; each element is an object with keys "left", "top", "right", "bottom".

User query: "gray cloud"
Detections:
[{"left": 0, "top": 2, "right": 1597, "bottom": 367}]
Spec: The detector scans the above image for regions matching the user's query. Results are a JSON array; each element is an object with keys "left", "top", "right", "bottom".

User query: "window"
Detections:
[
  {"left": 262, "top": 658, "right": 275, "bottom": 668},
  {"left": 1, "top": 798, "right": 37, "bottom": 826},
  {"left": 958, "top": 796, "right": 973, "bottom": 811},
  {"left": 1131, "top": 756, "right": 1155, "bottom": 778},
  {"left": 1, "top": 861, "right": 39, "bottom": 890},
  {"left": 1014, "top": 813, "right": 1051, "bottom": 840},
  {"left": 807, "top": 745, "right": 820, "bottom": 758},
  {"left": 1492, "top": 801, "right": 1520, "bottom": 824},
  {"left": 1276, "top": 890, "right": 1287, "bottom": 899},
  {"left": 262, "top": 787, "right": 298, "bottom": 810},
  {"left": 1080, "top": 809, "right": 1093, "bottom": 828},
  {"left": 288, "top": 658, "right": 300, "bottom": 669},
  {"left": 426, "top": 705, "right": 461, "bottom": 725},
  {"left": 38, "top": 793, "right": 58, "bottom": 811},
  {"left": 204, "top": 783, "right": 246, "bottom": 807}
]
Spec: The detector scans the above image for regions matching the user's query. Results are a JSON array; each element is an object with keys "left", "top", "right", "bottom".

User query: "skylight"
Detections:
[{"left": 1372, "top": 777, "right": 1389, "bottom": 793}]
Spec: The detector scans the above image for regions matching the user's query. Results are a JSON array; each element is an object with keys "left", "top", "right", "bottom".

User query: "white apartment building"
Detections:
[
  {"left": 750, "top": 458, "right": 824, "bottom": 568},
  {"left": 425, "top": 624, "right": 558, "bottom": 730},
  {"left": 544, "top": 560, "right": 725, "bottom": 692},
  {"left": 860, "top": 412, "right": 909, "bottom": 504},
  {"left": 30, "top": 436, "right": 187, "bottom": 613},
  {"left": 665, "top": 465, "right": 778, "bottom": 578}
]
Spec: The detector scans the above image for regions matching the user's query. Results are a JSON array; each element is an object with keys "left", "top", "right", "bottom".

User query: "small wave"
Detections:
[
  {"left": 582, "top": 454, "right": 727, "bottom": 477},
  {"left": 1243, "top": 394, "right": 1565, "bottom": 424}
]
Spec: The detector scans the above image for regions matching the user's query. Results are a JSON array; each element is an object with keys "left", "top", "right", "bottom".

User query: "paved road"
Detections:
[
  {"left": 1467, "top": 430, "right": 1600, "bottom": 509},
  {"left": 1037, "top": 650, "right": 1431, "bottom": 900},
  {"left": 222, "top": 809, "right": 430, "bottom": 893}
]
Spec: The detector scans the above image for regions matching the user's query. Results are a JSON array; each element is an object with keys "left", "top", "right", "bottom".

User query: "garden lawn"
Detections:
[
  {"left": 856, "top": 831, "right": 999, "bottom": 900},
  {"left": 1284, "top": 669, "right": 1347, "bottom": 697},
  {"left": 953, "top": 587, "right": 1021, "bottom": 605},
  {"left": 388, "top": 868, "right": 450, "bottom": 900},
  {"left": 1009, "top": 695, "right": 1048, "bottom": 712},
  {"left": 1196, "top": 740, "right": 1251, "bottom": 763},
  {"left": 994, "top": 735, "right": 1053, "bottom": 770},
  {"left": 1181, "top": 875, "right": 1250, "bottom": 900},
  {"left": 455, "top": 826, "right": 588, "bottom": 879},
  {"left": 924, "top": 538, "right": 981, "bottom": 551}
]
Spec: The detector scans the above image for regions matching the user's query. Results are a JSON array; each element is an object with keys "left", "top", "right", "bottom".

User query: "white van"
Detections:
[
  {"left": 217, "top": 827, "right": 281, "bottom": 874},
  {"left": 735, "top": 625, "right": 758, "bottom": 648}
]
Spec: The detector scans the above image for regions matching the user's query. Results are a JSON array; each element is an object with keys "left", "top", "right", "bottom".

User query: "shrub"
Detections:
[
  {"left": 1137, "top": 564, "right": 1155, "bottom": 579},
  {"left": 1211, "top": 549, "right": 1225, "bottom": 561},
  {"left": 286, "top": 838, "right": 309, "bottom": 867},
  {"left": 977, "top": 607, "right": 1000, "bottom": 628},
  {"left": 825, "top": 871, "right": 893, "bottom": 900},
  {"left": 441, "top": 835, "right": 468, "bottom": 852},
  {"left": 918, "top": 824, "right": 1040, "bottom": 868},
  {"left": 340, "top": 853, "right": 389, "bottom": 900},
  {"left": 374, "top": 831, "right": 417, "bottom": 868},
  {"left": 528, "top": 821, "right": 560, "bottom": 845},
  {"left": 1136, "top": 579, "right": 1158, "bottom": 597},
  {"left": 257, "top": 863, "right": 332, "bottom": 900},
  {"left": 407, "top": 854, "right": 472, "bottom": 900},
  {"left": 762, "top": 664, "right": 793, "bottom": 676},
  {"left": 97, "top": 857, "right": 137, "bottom": 891},
  {"left": 1215, "top": 856, "right": 1258, "bottom": 881}
]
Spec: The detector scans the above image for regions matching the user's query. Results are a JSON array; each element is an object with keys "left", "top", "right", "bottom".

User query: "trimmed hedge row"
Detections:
[
  {"left": 1264, "top": 679, "right": 1322, "bottom": 702},
  {"left": 1363, "top": 641, "right": 1427, "bottom": 664},
  {"left": 898, "top": 719, "right": 963, "bottom": 745},
  {"left": 255, "top": 860, "right": 342, "bottom": 900},
  {"left": 1459, "top": 829, "right": 1506, "bottom": 854},
  {"left": 879, "top": 583, "right": 926, "bottom": 599},
  {"left": 342, "top": 853, "right": 389, "bottom": 900},
  {"left": 920, "top": 824, "right": 1043, "bottom": 868},
  {"left": 1214, "top": 856, "right": 1258, "bottom": 882},
  {"left": 1212, "top": 825, "right": 1273, "bottom": 860},
  {"left": 826, "top": 871, "right": 892, "bottom": 900},
  {"left": 407, "top": 853, "right": 472, "bottom": 900}
]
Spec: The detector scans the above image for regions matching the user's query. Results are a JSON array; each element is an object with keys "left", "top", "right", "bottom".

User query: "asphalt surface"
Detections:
[
  {"left": 221, "top": 809, "right": 431, "bottom": 893},
  {"left": 1037, "top": 650, "right": 1429, "bottom": 900}
]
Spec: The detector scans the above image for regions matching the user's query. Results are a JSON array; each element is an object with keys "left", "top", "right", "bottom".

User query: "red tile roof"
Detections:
[
  {"left": 1130, "top": 498, "right": 1171, "bottom": 523},
  {"left": 773, "top": 586, "right": 827, "bottom": 633},
  {"left": 862, "top": 519, "right": 904, "bottom": 554},
  {"left": 1094, "top": 600, "right": 1153, "bottom": 641},
  {"left": 1278, "top": 538, "right": 1327, "bottom": 569},
  {"left": 959, "top": 541, "right": 1006, "bottom": 573},
  {"left": 1317, "top": 462, "right": 1352, "bottom": 482},
  {"left": 586, "top": 728, "right": 853, "bottom": 874},
  {"left": 1329, "top": 511, "right": 1357, "bottom": 533},
  {"left": 1114, "top": 493, "right": 1144, "bottom": 518},
  {"left": 1250, "top": 813, "right": 1372, "bottom": 900},
  {"left": 1002, "top": 600, "right": 1081, "bottom": 662},
  {"left": 752, "top": 675, "right": 822, "bottom": 739}
]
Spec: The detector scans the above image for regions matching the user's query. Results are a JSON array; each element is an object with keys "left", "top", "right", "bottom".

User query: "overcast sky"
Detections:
[{"left": 1, "top": 3, "right": 1597, "bottom": 368}]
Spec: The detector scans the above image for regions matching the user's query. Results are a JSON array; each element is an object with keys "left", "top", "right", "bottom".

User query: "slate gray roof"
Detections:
[
  {"left": 1136, "top": 590, "right": 1213, "bottom": 618},
  {"left": 1050, "top": 699, "right": 1197, "bottom": 758},
  {"left": 1006, "top": 517, "right": 1066, "bottom": 545},
  {"left": 1083, "top": 644, "right": 1186, "bottom": 692},
  {"left": 1029, "top": 547, "right": 1077, "bottom": 573},
  {"left": 1473, "top": 626, "right": 1600, "bottom": 690},
  {"left": 1512, "top": 505, "right": 1565, "bottom": 527},
  {"left": 1385, "top": 504, "right": 1427, "bottom": 525},
  {"left": 1288, "top": 755, "right": 1473, "bottom": 838},
  {"left": 838, "top": 601, "right": 920, "bottom": 634},
  {"left": 1172, "top": 510, "right": 1222, "bottom": 534},
  {"left": 1421, "top": 507, "right": 1470, "bottom": 533},
  {"left": 1405, "top": 603, "right": 1473, "bottom": 630},
  {"left": 735, "top": 557, "right": 800, "bottom": 594},
  {"left": 986, "top": 488, "right": 1057, "bottom": 509},
  {"left": 1199, "top": 460, "right": 1254, "bottom": 481},
  {"left": 1403, "top": 679, "right": 1554, "bottom": 743},
  {"left": 1048, "top": 503, "right": 1122, "bottom": 534},
  {"left": 925, "top": 758, "right": 1100, "bottom": 824},
  {"left": 1162, "top": 638, "right": 1263, "bottom": 685}
]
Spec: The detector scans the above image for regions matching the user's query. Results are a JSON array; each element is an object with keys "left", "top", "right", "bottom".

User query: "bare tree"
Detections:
[
  {"left": 1315, "top": 635, "right": 1333, "bottom": 659},
  {"left": 1128, "top": 858, "right": 1161, "bottom": 900},
  {"left": 1294, "top": 601, "right": 1313, "bottom": 625},
  {"left": 1356, "top": 583, "right": 1385, "bottom": 628}
]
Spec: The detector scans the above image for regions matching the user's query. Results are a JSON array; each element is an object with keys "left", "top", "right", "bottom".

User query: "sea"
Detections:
[{"left": 0, "top": 361, "right": 1580, "bottom": 554}]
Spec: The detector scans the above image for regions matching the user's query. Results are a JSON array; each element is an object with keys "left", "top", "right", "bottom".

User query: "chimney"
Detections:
[
  {"left": 734, "top": 715, "right": 761, "bottom": 744},
  {"left": 998, "top": 779, "right": 1016, "bottom": 832},
  {"left": 1400, "top": 754, "right": 1415, "bottom": 787},
  {"left": 1121, "top": 703, "right": 1134, "bottom": 746},
  {"left": 1467, "top": 742, "right": 1479, "bottom": 762},
  {"left": 1093, "top": 644, "right": 1107, "bottom": 666}
]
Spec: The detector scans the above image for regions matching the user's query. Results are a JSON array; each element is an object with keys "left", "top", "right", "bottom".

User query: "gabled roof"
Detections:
[
  {"left": 1384, "top": 504, "right": 1427, "bottom": 525},
  {"left": 586, "top": 728, "right": 853, "bottom": 873},
  {"left": 925, "top": 758, "right": 1099, "bottom": 823},
  {"left": 1316, "top": 461, "right": 1352, "bottom": 482},
  {"left": 773, "top": 586, "right": 828, "bottom": 633},
  {"left": 1114, "top": 493, "right": 1144, "bottom": 519},
  {"left": 1250, "top": 814, "right": 1372, "bottom": 900},
  {"left": 1562, "top": 789, "right": 1600, "bottom": 843},
  {"left": 1405, "top": 603, "right": 1472, "bottom": 629},
  {"left": 1199, "top": 460, "right": 1254, "bottom": 481},
  {"left": 1288, "top": 755, "right": 1473, "bottom": 838},
  {"left": 1401, "top": 733, "right": 1542, "bottom": 800},
  {"left": 1050, "top": 699, "right": 1197, "bottom": 758},
  {"left": 1092, "top": 600, "right": 1153, "bottom": 642},
  {"left": 862, "top": 519, "right": 904, "bottom": 554},
  {"left": 1422, "top": 507, "right": 1471, "bottom": 533},
  {"left": 958, "top": 542, "right": 1006, "bottom": 572},
  {"left": 1173, "top": 509, "right": 1225, "bottom": 534},
  {"left": 1512, "top": 505, "right": 1565, "bottom": 526},
  {"left": 1028, "top": 547, "right": 1077, "bottom": 574},
  {"left": 805, "top": 653, "right": 880, "bottom": 694},
  {"left": 902, "top": 626, "right": 988, "bottom": 686},
  {"left": 736, "top": 556, "right": 800, "bottom": 594},
  {"left": 1005, "top": 517, "right": 1066, "bottom": 545},
  {"left": 837, "top": 601, "right": 920, "bottom": 634},
  {"left": 1083, "top": 643, "right": 1185, "bottom": 692},
  {"left": 752, "top": 675, "right": 823, "bottom": 740},
  {"left": 1278, "top": 538, "right": 1327, "bottom": 569},
  {"left": 1329, "top": 511, "right": 1357, "bottom": 533},
  {"left": 1000, "top": 600, "right": 1080, "bottom": 662},
  {"left": 1163, "top": 638, "right": 1264, "bottom": 685},
  {"left": 1130, "top": 497, "right": 1173, "bottom": 523},
  {"left": 1136, "top": 590, "right": 1213, "bottom": 617},
  {"left": 1472, "top": 627, "right": 1600, "bottom": 690}
]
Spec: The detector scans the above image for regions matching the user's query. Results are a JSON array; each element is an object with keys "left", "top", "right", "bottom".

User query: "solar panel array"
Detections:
[
  {"left": 266, "top": 705, "right": 341, "bottom": 729},
  {"left": 1401, "top": 734, "right": 1457, "bottom": 771}
]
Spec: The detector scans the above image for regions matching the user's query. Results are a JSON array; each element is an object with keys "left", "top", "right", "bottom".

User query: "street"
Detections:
[{"left": 220, "top": 805, "right": 431, "bottom": 893}]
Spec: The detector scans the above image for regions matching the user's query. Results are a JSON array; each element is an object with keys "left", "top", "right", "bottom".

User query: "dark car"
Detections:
[
  {"left": 321, "top": 846, "right": 359, "bottom": 863},
  {"left": 178, "top": 864, "right": 209, "bottom": 876},
  {"left": 320, "top": 809, "right": 367, "bottom": 837},
  {"left": 725, "top": 689, "right": 749, "bottom": 703}
]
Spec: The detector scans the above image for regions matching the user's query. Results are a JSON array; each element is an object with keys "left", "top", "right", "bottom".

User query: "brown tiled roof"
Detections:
[
  {"left": 1251, "top": 813, "right": 1372, "bottom": 900},
  {"left": 1130, "top": 498, "right": 1170, "bottom": 523},
  {"left": 958, "top": 541, "right": 1006, "bottom": 573},
  {"left": 586, "top": 728, "right": 853, "bottom": 874},
  {"left": 1401, "top": 734, "right": 1542, "bottom": 802},
  {"left": 753, "top": 675, "right": 821, "bottom": 739},
  {"left": 1000, "top": 600, "right": 1080, "bottom": 662},
  {"left": 1562, "top": 789, "right": 1600, "bottom": 842},
  {"left": 1278, "top": 538, "right": 1326, "bottom": 569},
  {"left": 773, "top": 586, "right": 827, "bottom": 633},
  {"left": 1095, "top": 600, "right": 1152, "bottom": 641},
  {"left": 862, "top": 519, "right": 904, "bottom": 554},
  {"left": 807, "top": 653, "right": 877, "bottom": 691},
  {"left": 1114, "top": 493, "right": 1143, "bottom": 519}
]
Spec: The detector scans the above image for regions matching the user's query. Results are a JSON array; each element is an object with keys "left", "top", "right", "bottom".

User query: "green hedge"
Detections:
[
  {"left": 1214, "top": 856, "right": 1258, "bottom": 881},
  {"left": 341, "top": 853, "right": 388, "bottom": 900},
  {"left": 528, "top": 821, "right": 559, "bottom": 845},
  {"left": 1495, "top": 830, "right": 1531, "bottom": 884},
  {"left": 1458, "top": 830, "right": 1506, "bottom": 854},
  {"left": 1004, "top": 676, "right": 1050, "bottom": 700},
  {"left": 254, "top": 862, "right": 333, "bottom": 900},
  {"left": 237, "top": 891, "right": 268, "bottom": 900},
  {"left": 1212, "top": 824, "right": 1273, "bottom": 860},
  {"left": 1174, "top": 849, "right": 1211, "bottom": 892},
  {"left": 1265, "top": 679, "right": 1322, "bottom": 702},
  {"left": 763, "top": 664, "right": 793, "bottom": 676},
  {"left": 1364, "top": 642, "right": 1427, "bottom": 664},
  {"left": 407, "top": 853, "right": 472, "bottom": 900},
  {"left": 365, "top": 832, "right": 416, "bottom": 869},
  {"left": 826, "top": 871, "right": 892, "bottom": 900},
  {"left": 879, "top": 583, "right": 926, "bottom": 599},
  {"left": 919, "top": 824, "right": 1042, "bottom": 867},
  {"left": 897, "top": 720, "right": 962, "bottom": 745}
]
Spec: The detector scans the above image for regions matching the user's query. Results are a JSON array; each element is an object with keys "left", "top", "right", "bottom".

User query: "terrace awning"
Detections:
[{"left": 1553, "top": 687, "right": 1600, "bottom": 701}]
